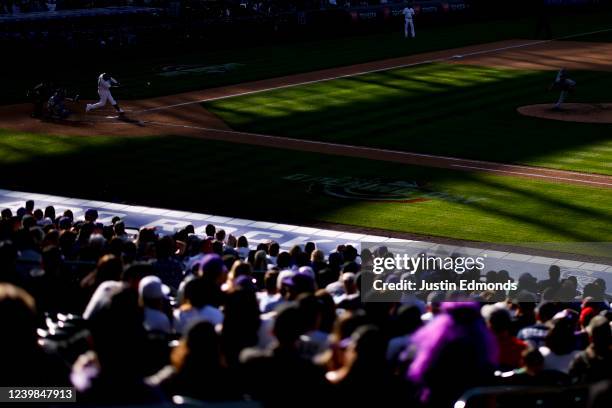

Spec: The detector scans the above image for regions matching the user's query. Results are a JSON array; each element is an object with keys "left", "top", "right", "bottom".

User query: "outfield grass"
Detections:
[
  {"left": 205, "top": 63, "right": 612, "bottom": 175},
  {"left": 4, "top": 10, "right": 612, "bottom": 104},
  {"left": 1, "top": 130, "right": 611, "bottom": 246}
]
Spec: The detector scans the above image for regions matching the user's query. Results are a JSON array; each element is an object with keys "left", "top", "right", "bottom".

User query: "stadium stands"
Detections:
[{"left": 1, "top": 199, "right": 611, "bottom": 406}]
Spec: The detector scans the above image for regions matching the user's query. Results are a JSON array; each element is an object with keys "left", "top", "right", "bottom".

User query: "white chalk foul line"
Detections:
[
  {"left": 451, "top": 165, "right": 612, "bottom": 187},
  {"left": 138, "top": 119, "right": 612, "bottom": 187},
  {"left": 133, "top": 27, "right": 612, "bottom": 114}
]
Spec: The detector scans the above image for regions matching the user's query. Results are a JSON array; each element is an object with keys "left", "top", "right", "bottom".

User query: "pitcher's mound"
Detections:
[{"left": 518, "top": 103, "right": 612, "bottom": 124}]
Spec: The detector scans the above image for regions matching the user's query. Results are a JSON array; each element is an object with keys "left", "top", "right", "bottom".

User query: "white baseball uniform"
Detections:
[
  {"left": 86, "top": 74, "right": 119, "bottom": 112},
  {"left": 403, "top": 7, "right": 415, "bottom": 38}
]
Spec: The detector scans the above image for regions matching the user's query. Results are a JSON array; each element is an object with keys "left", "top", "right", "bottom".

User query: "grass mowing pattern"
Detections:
[
  {"left": 205, "top": 63, "right": 612, "bottom": 175},
  {"left": 1, "top": 130, "right": 612, "bottom": 245}
]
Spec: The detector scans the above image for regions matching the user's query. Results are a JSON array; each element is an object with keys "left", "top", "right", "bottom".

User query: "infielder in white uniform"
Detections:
[
  {"left": 403, "top": 5, "right": 416, "bottom": 38},
  {"left": 85, "top": 73, "right": 124, "bottom": 114}
]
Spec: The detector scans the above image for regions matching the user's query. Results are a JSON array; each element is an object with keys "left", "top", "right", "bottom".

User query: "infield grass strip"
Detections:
[
  {"left": 205, "top": 64, "right": 612, "bottom": 175},
  {"left": 1, "top": 130, "right": 612, "bottom": 247}
]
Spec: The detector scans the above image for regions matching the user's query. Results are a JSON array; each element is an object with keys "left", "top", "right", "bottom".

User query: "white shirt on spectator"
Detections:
[
  {"left": 257, "top": 311, "right": 277, "bottom": 349},
  {"left": 83, "top": 281, "right": 124, "bottom": 320},
  {"left": 184, "top": 253, "right": 206, "bottom": 272},
  {"left": 237, "top": 247, "right": 250, "bottom": 260},
  {"left": 173, "top": 305, "right": 224, "bottom": 334},
  {"left": 539, "top": 346, "right": 580, "bottom": 374},
  {"left": 144, "top": 307, "right": 171, "bottom": 334},
  {"left": 257, "top": 292, "right": 281, "bottom": 313}
]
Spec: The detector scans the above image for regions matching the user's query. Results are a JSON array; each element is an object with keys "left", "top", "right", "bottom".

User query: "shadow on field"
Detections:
[
  {"left": 205, "top": 65, "right": 612, "bottom": 173},
  {"left": 1, "top": 132, "right": 612, "bottom": 243}
]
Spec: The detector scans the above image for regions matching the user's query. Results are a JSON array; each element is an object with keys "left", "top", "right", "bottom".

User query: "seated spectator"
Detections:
[
  {"left": 326, "top": 325, "right": 408, "bottom": 406},
  {"left": 221, "top": 287, "right": 261, "bottom": 367},
  {"left": 173, "top": 277, "right": 223, "bottom": 334},
  {"left": 224, "top": 260, "right": 253, "bottom": 292},
  {"left": 497, "top": 346, "right": 568, "bottom": 386},
  {"left": 387, "top": 304, "right": 422, "bottom": 363},
  {"left": 487, "top": 308, "right": 527, "bottom": 370},
  {"left": 73, "top": 286, "right": 164, "bottom": 404},
  {"left": 569, "top": 315, "right": 612, "bottom": 384},
  {"left": 2, "top": 197, "right": 612, "bottom": 408},
  {"left": 420, "top": 291, "right": 445, "bottom": 323},
  {"left": 240, "top": 303, "right": 330, "bottom": 408},
  {"left": 148, "top": 321, "right": 237, "bottom": 401},
  {"left": 311, "top": 249, "right": 328, "bottom": 274},
  {"left": 0, "top": 283, "right": 70, "bottom": 386},
  {"left": 538, "top": 265, "right": 562, "bottom": 295},
  {"left": 80, "top": 254, "right": 123, "bottom": 308},
  {"left": 258, "top": 270, "right": 280, "bottom": 312},
  {"left": 267, "top": 241, "right": 280, "bottom": 265},
  {"left": 518, "top": 302, "right": 559, "bottom": 348},
  {"left": 113, "top": 220, "right": 130, "bottom": 241},
  {"left": 297, "top": 294, "right": 330, "bottom": 359},
  {"left": 252, "top": 249, "right": 268, "bottom": 273},
  {"left": 139, "top": 276, "right": 171, "bottom": 334},
  {"left": 510, "top": 291, "right": 538, "bottom": 334},
  {"left": 284, "top": 270, "right": 317, "bottom": 300},
  {"left": 335, "top": 272, "right": 361, "bottom": 310},
  {"left": 223, "top": 234, "right": 239, "bottom": 257},
  {"left": 152, "top": 235, "right": 184, "bottom": 291},
  {"left": 407, "top": 302, "right": 498, "bottom": 407},
  {"left": 539, "top": 312, "right": 582, "bottom": 374}
]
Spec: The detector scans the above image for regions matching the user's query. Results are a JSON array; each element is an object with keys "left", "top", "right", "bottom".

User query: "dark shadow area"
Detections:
[
  {"left": 1, "top": 133, "right": 612, "bottom": 245},
  {"left": 4, "top": 9, "right": 612, "bottom": 104}
]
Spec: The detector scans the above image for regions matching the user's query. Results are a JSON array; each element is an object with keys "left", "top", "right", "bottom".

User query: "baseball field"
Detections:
[{"left": 3, "top": 12, "right": 612, "bottom": 251}]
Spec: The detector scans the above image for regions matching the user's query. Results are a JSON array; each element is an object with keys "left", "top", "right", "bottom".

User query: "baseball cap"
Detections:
[
  {"left": 579, "top": 307, "right": 597, "bottom": 328},
  {"left": 234, "top": 275, "right": 257, "bottom": 292},
  {"left": 139, "top": 276, "right": 170, "bottom": 300},
  {"left": 277, "top": 269, "right": 296, "bottom": 290},
  {"left": 283, "top": 271, "right": 316, "bottom": 294},
  {"left": 548, "top": 309, "right": 579, "bottom": 328},
  {"left": 199, "top": 254, "right": 227, "bottom": 278},
  {"left": 298, "top": 266, "right": 315, "bottom": 280},
  {"left": 39, "top": 217, "right": 53, "bottom": 227}
]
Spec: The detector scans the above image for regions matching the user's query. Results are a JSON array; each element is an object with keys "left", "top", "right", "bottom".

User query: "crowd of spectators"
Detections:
[
  {"left": 0, "top": 0, "right": 412, "bottom": 16},
  {"left": 0, "top": 0, "right": 126, "bottom": 14},
  {"left": 1, "top": 199, "right": 611, "bottom": 407}
]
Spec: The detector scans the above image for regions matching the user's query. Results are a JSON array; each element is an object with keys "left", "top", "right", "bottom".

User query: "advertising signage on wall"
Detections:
[{"left": 348, "top": 1, "right": 470, "bottom": 23}]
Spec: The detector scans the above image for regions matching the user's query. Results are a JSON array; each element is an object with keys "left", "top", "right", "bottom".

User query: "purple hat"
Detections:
[
  {"left": 200, "top": 254, "right": 227, "bottom": 278},
  {"left": 234, "top": 275, "right": 257, "bottom": 291},
  {"left": 283, "top": 271, "right": 316, "bottom": 294}
]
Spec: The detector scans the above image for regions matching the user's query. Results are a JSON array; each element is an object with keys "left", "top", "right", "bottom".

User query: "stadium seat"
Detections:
[{"left": 455, "top": 385, "right": 590, "bottom": 408}]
